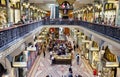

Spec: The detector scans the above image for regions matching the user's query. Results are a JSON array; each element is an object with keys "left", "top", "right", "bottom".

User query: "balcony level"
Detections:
[
  {"left": 0, "top": 19, "right": 119, "bottom": 77},
  {"left": 0, "top": 19, "right": 120, "bottom": 58}
]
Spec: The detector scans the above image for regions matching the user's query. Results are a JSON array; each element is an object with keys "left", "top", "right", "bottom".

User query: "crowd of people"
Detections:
[{"left": 48, "top": 40, "right": 72, "bottom": 55}]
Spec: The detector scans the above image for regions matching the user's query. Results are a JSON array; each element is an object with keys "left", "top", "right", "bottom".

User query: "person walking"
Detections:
[
  {"left": 93, "top": 69, "right": 97, "bottom": 77},
  {"left": 68, "top": 70, "right": 73, "bottom": 77},
  {"left": 98, "top": 71, "right": 101, "bottom": 77},
  {"left": 69, "top": 65, "right": 72, "bottom": 73},
  {"left": 42, "top": 44, "right": 46, "bottom": 58},
  {"left": 43, "top": 50, "right": 46, "bottom": 58},
  {"left": 50, "top": 51, "right": 53, "bottom": 59},
  {"left": 73, "top": 41, "right": 76, "bottom": 51},
  {"left": 76, "top": 53, "right": 80, "bottom": 65}
]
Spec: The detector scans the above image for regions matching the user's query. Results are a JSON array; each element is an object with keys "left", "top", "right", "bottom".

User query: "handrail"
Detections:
[
  {"left": 0, "top": 21, "right": 41, "bottom": 32},
  {"left": 43, "top": 19, "right": 120, "bottom": 42},
  {"left": 0, "top": 19, "right": 120, "bottom": 48},
  {"left": 0, "top": 21, "right": 43, "bottom": 48}
]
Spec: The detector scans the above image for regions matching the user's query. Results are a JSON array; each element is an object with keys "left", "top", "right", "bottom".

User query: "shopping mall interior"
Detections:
[{"left": 0, "top": 0, "right": 120, "bottom": 77}]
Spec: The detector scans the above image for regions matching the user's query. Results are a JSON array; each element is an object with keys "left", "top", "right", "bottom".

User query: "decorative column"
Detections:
[
  {"left": 24, "top": 3, "right": 30, "bottom": 21},
  {"left": 93, "top": 2, "right": 95, "bottom": 22},
  {"left": 50, "top": 4, "right": 56, "bottom": 19},
  {"left": 13, "top": 5, "right": 15, "bottom": 23},
  {"left": 6, "top": 0, "right": 11, "bottom": 24},
  {"left": 98, "top": 40, "right": 105, "bottom": 72},
  {"left": 115, "top": 1, "right": 120, "bottom": 26},
  {"left": 55, "top": 5, "right": 59, "bottom": 19},
  {"left": 101, "top": 0, "right": 106, "bottom": 20},
  {"left": 20, "top": 0, "right": 23, "bottom": 17}
]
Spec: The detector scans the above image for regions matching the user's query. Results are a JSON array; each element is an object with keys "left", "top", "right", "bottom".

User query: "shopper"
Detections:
[
  {"left": 78, "top": 75, "right": 82, "bottom": 77},
  {"left": 73, "top": 41, "right": 76, "bottom": 51},
  {"left": 76, "top": 53, "right": 80, "bottom": 65},
  {"left": 93, "top": 69, "right": 97, "bottom": 77},
  {"left": 69, "top": 65, "right": 72, "bottom": 73},
  {"left": 51, "top": 56, "right": 55, "bottom": 64},
  {"left": 68, "top": 70, "right": 73, "bottom": 77},
  {"left": 50, "top": 51, "right": 53, "bottom": 60},
  {"left": 43, "top": 51, "right": 46, "bottom": 58},
  {"left": 98, "top": 71, "right": 101, "bottom": 77}
]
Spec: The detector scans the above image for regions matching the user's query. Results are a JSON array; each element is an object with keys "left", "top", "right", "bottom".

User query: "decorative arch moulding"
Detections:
[{"left": 57, "top": 0, "right": 76, "bottom": 5}]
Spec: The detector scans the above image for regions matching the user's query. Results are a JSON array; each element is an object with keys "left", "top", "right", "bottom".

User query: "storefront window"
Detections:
[
  {"left": 0, "top": 7, "right": 7, "bottom": 29},
  {"left": 104, "top": 46, "right": 116, "bottom": 62},
  {"left": 102, "top": 68, "right": 115, "bottom": 77}
]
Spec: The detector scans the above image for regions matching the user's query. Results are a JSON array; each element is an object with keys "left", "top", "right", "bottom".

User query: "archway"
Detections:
[
  {"left": 0, "top": 63, "right": 6, "bottom": 77},
  {"left": 102, "top": 46, "right": 117, "bottom": 77}
]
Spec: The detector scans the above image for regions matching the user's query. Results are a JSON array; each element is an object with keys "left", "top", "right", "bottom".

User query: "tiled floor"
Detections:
[
  {"left": 31, "top": 50, "right": 94, "bottom": 77},
  {"left": 28, "top": 36, "right": 94, "bottom": 77}
]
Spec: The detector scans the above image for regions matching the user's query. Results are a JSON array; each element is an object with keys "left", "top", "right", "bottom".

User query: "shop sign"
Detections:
[
  {"left": 27, "top": 46, "right": 36, "bottom": 52},
  {"left": 106, "top": 62, "right": 119, "bottom": 67},
  {"left": 89, "top": 47, "right": 99, "bottom": 51},
  {"left": 13, "top": 61, "right": 27, "bottom": 67}
]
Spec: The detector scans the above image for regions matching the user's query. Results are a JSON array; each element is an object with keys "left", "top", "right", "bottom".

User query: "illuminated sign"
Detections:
[{"left": 106, "top": 62, "right": 119, "bottom": 67}]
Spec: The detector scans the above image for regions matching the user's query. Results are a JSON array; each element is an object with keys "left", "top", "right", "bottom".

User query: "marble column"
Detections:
[
  {"left": 6, "top": 0, "right": 11, "bottom": 25},
  {"left": 20, "top": 0, "right": 23, "bottom": 17},
  {"left": 50, "top": 4, "right": 56, "bottom": 19},
  {"left": 115, "top": 1, "right": 120, "bottom": 26},
  {"left": 55, "top": 5, "right": 59, "bottom": 18},
  {"left": 93, "top": 2, "right": 95, "bottom": 21}
]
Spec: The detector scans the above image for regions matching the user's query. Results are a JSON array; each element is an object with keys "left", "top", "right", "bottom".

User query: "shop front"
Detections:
[
  {"left": 63, "top": 27, "right": 70, "bottom": 36},
  {"left": 101, "top": 46, "right": 119, "bottom": 77},
  {"left": 27, "top": 47, "right": 37, "bottom": 71},
  {"left": 81, "top": 35, "right": 91, "bottom": 60},
  {"left": 12, "top": 51, "right": 27, "bottom": 77},
  {"left": 104, "top": 3, "right": 116, "bottom": 25},
  {"left": 0, "top": 0, "right": 7, "bottom": 29},
  {"left": 88, "top": 41, "right": 99, "bottom": 69}
]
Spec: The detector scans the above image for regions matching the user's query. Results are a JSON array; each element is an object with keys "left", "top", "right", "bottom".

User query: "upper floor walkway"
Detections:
[{"left": 0, "top": 19, "right": 120, "bottom": 58}]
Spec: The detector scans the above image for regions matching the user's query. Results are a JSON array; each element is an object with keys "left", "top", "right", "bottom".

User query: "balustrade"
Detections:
[
  {"left": 43, "top": 19, "right": 120, "bottom": 42},
  {"left": 0, "top": 21, "right": 42, "bottom": 48},
  {"left": 0, "top": 19, "right": 120, "bottom": 49}
]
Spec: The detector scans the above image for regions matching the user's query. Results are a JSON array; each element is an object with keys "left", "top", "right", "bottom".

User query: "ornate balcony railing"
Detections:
[
  {"left": 43, "top": 19, "right": 120, "bottom": 42},
  {"left": 0, "top": 19, "right": 120, "bottom": 49},
  {"left": 0, "top": 21, "right": 42, "bottom": 48},
  {"left": 78, "top": 21, "right": 120, "bottom": 42}
]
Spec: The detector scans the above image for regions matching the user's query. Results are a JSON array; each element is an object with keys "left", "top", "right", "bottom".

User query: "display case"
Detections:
[{"left": 53, "top": 53, "right": 72, "bottom": 64}]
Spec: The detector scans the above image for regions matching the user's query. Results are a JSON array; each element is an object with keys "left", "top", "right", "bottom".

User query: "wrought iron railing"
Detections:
[
  {"left": 43, "top": 19, "right": 120, "bottom": 42},
  {"left": 78, "top": 21, "right": 120, "bottom": 42},
  {"left": 0, "top": 19, "right": 120, "bottom": 48},
  {"left": 0, "top": 21, "right": 42, "bottom": 48}
]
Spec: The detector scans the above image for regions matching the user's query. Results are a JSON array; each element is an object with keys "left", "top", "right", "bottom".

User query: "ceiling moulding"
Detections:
[
  {"left": 76, "top": 0, "right": 94, "bottom": 4},
  {"left": 29, "top": 0, "right": 44, "bottom": 3},
  {"left": 29, "top": 0, "right": 56, "bottom": 3}
]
